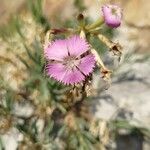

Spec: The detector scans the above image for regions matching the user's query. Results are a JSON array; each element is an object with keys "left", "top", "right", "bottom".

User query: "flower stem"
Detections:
[{"left": 86, "top": 17, "right": 104, "bottom": 31}]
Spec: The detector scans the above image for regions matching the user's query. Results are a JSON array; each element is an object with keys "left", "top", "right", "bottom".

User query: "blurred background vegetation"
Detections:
[{"left": 0, "top": 0, "right": 150, "bottom": 150}]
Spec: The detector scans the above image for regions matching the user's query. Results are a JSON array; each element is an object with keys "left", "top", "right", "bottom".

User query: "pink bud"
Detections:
[{"left": 102, "top": 4, "right": 122, "bottom": 28}]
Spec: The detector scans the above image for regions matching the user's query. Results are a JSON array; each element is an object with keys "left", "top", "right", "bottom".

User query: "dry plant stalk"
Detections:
[{"left": 98, "top": 34, "right": 122, "bottom": 61}]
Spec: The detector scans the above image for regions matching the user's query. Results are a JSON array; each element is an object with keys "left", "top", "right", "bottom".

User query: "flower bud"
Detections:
[{"left": 102, "top": 4, "right": 122, "bottom": 28}]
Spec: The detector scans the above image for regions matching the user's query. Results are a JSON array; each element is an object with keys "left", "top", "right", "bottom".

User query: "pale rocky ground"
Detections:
[
  {"left": 0, "top": 0, "right": 150, "bottom": 150},
  {"left": 91, "top": 0, "right": 150, "bottom": 149}
]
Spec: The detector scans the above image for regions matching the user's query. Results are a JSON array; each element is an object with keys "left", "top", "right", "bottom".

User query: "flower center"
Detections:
[
  {"left": 111, "top": 8, "right": 117, "bottom": 16},
  {"left": 63, "top": 56, "right": 80, "bottom": 70}
]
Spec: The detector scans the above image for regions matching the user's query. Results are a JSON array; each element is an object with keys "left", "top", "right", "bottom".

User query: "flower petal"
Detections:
[
  {"left": 62, "top": 69, "right": 85, "bottom": 85},
  {"left": 78, "top": 54, "right": 95, "bottom": 75},
  {"left": 67, "top": 35, "right": 89, "bottom": 57},
  {"left": 46, "top": 63, "right": 85, "bottom": 85},
  {"left": 46, "top": 63, "right": 66, "bottom": 81},
  {"left": 45, "top": 39, "right": 68, "bottom": 61}
]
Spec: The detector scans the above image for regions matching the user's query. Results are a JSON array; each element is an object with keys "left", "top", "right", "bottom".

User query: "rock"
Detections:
[
  {"left": 1, "top": 128, "right": 23, "bottom": 150},
  {"left": 116, "top": 133, "right": 143, "bottom": 150},
  {"left": 12, "top": 101, "right": 34, "bottom": 118},
  {"left": 93, "top": 53, "right": 150, "bottom": 127}
]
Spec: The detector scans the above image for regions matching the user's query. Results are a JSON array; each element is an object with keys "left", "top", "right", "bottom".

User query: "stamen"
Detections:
[{"left": 63, "top": 56, "right": 80, "bottom": 70}]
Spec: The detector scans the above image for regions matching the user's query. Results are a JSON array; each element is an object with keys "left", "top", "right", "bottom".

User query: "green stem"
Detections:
[{"left": 86, "top": 17, "right": 104, "bottom": 31}]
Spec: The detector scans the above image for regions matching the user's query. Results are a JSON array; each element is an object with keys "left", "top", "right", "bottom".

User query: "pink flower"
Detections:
[
  {"left": 102, "top": 4, "right": 122, "bottom": 28},
  {"left": 44, "top": 35, "right": 95, "bottom": 85}
]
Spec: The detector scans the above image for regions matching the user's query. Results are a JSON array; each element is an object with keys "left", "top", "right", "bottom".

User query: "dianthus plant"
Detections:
[{"left": 44, "top": 4, "right": 122, "bottom": 92}]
